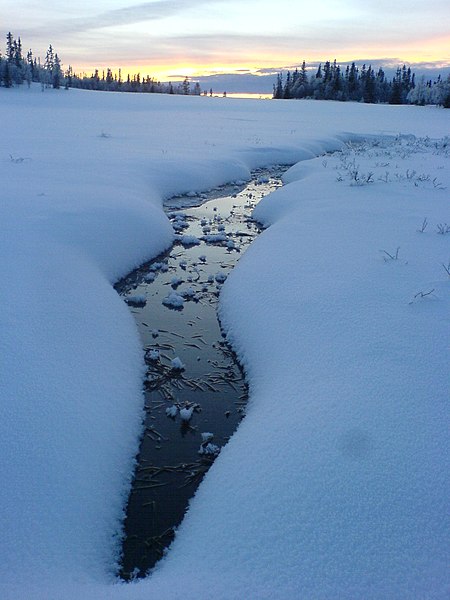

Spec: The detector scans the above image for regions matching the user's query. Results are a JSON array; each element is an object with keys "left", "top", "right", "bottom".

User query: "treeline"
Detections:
[
  {"left": 66, "top": 67, "right": 202, "bottom": 95},
  {"left": 0, "top": 32, "right": 202, "bottom": 95},
  {"left": 0, "top": 32, "right": 62, "bottom": 88},
  {"left": 273, "top": 60, "right": 450, "bottom": 107}
]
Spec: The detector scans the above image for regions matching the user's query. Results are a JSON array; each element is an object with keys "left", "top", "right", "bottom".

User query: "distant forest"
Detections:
[
  {"left": 2, "top": 33, "right": 449, "bottom": 106},
  {"left": 273, "top": 60, "right": 450, "bottom": 107},
  {"left": 0, "top": 33, "right": 202, "bottom": 95}
]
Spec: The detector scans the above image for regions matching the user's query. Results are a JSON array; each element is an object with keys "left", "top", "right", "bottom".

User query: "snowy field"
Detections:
[{"left": 1, "top": 86, "right": 449, "bottom": 599}]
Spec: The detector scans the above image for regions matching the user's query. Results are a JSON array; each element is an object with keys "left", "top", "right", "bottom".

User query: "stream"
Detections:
[{"left": 115, "top": 166, "right": 286, "bottom": 579}]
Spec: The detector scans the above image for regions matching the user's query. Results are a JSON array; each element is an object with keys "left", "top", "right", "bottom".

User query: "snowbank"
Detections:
[{"left": 1, "top": 85, "right": 449, "bottom": 598}]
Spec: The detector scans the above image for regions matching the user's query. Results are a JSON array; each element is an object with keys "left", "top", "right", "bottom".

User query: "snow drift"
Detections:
[{"left": 1, "top": 85, "right": 449, "bottom": 598}]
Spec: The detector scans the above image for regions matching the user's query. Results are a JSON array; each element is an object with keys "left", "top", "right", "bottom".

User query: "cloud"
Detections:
[{"left": 24, "top": 0, "right": 221, "bottom": 35}]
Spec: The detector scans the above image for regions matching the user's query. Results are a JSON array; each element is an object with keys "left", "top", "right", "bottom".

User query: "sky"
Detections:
[{"left": 3, "top": 0, "right": 450, "bottom": 91}]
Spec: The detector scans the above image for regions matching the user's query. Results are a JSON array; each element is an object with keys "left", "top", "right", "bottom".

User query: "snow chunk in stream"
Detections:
[
  {"left": 171, "top": 276, "right": 183, "bottom": 287},
  {"left": 162, "top": 291, "right": 185, "bottom": 309},
  {"left": 165, "top": 405, "right": 178, "bottom": 418},
  {"left": 171, "top": 357, "right": 185, "bottom": 371},
  {"left": 176, "top": 234, "right": 201, "bottom": 246},
  {"left": 198, "top": 442, "right": 220, "bottom": 456},
  {"left": 179, "top": 405, "right": 194, "bottom": 421},
  {"left": 125, "top": 294, "right": 146, "bottom": 307},
  {"left": 143, "top": 272, "right": 156, "bottom": 283},
  {"left": 180, "top": 287, "right": 200, "bottom": 301},
  {"left": 215, "top": 272, "right": 227, "bottom": 284},
  {"left": 202, "top": 233, "right": 228, "bottom": 244},
  {"left": 146, "top": 349, "right": 160, "bottom": 361}
]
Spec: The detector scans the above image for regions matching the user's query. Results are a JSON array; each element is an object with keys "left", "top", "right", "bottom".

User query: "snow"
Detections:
[
  {"left": 1, "top": 84, "right": 449, "bottom": 599},
  {"left": 202, "top": 233, "right": 229, "bottom": 244},
  {"left": 162, "top": 291, "right": 185, "bottom": 308},
  {"left": 175, "top": 234, "right": 201, "bottom": 246},
  {"left": 143, "top": 272, "right": 155, "bottom": 283},
  {"left": 170, "top": 357, "right": 185, "bottom": 371},
  {"left": 146, "top": 349, "right": 160, "bottom": 361},
  {"left": 179, "top": 405, "right": 195, "bottom": 422},
  {"left": 150, "top": 262, "right": 165, "bottom": 271},
  {"left": 180, "top": 286, "right": 196, "bottom": 299},
  {"left": 215, "top": 272, "right": 228, "bottom": 284},
  {"left": 125, "top": 294, "right": 146, "bottom": 307},
  {"left": 165, "top": 405, "right": 178, "bottom": 418},
  {"left": 170, "top": 276, "right": 183, "bottom": 287},
  {"left": 198, "top": 442, "right": 220, "bottom": 456}
]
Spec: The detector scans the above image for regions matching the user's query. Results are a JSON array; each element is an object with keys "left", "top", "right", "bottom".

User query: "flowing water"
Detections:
[{"left": 115, "top": 166, "right": 286, "bottom": 579}]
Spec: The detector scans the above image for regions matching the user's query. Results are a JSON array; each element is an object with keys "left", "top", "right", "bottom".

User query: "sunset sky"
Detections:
[{"left": 4, "top": 0, "right": 450, "bottom": 87}]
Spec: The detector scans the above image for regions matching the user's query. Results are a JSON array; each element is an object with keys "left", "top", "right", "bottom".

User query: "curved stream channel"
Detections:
[{"left": 115, "top": 166, "right": 286, "bottom": 579}]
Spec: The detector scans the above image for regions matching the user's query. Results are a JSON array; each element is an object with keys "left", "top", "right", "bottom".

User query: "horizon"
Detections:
[{"left": 3, "top": 0, "right": 449, "bottom": 93}]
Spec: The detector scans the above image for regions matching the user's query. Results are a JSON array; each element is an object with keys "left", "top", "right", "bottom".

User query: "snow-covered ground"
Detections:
[{"left": 1, "top": 85, "right": 449, "bottom": 599}]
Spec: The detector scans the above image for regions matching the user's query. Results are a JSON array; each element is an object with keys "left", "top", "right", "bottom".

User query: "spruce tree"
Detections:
[
  {"left": 14, "top": 37, "right": 22, "bottom": 67},
  {"left": 363, "top": 66, "right": 376, "bottom": 103},
  {"left": 389, "top": 68, "right": 403, "bottom": 104},
  {"left": 3, "top": 60, "right": 12, "bottom": 87},
  {"left": 6, "top": 32, "right": 14, "bottom": 63},
  {"left": 52, "top": 53, "right": 62, "bottom": 88},
  {"left": 283, "top": 71, "right": 292, "bottom": 98},
  {"left": 273, "top": 73, "right": 283, "bottom": 99},
  {"left": 348, "top": 62, "right": 359, "bottom": 100}
]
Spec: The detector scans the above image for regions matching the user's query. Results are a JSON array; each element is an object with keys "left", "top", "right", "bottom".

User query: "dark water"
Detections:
[{"left": 115, "top": 166, "right": 286, "bottom": 579}]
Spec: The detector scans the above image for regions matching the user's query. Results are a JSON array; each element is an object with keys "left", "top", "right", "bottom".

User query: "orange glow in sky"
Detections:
[
  {"left": 68, "top": 33, "right": 450, "bottom": 81},
  {"left": 4, "top": 0, "right": 449, "bottom": 88}
]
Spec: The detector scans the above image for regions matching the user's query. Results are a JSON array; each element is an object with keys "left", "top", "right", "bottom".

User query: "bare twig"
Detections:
[
  {"left": 409, "top": 289, "right": 436, "bottom": 304},
  {"left": 380, "top": 247, "right": 400, "bottom": 261},
  {"left": 441, "top": 261, "right": 450, "bottom": 277},
  {"left": 436, "top": 223, "right": 450, "bottom": 235},
  {"left": 418, "top": 217, "right": 428, "bottom": 233}
]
